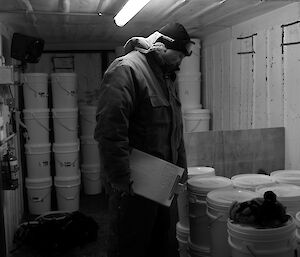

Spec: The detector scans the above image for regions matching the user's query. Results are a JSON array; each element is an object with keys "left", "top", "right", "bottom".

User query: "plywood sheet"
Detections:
[{"left": 184, "top": 127, "right": 284, "bottom": 178}]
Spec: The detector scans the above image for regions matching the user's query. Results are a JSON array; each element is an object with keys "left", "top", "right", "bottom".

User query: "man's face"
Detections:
[{"left": 162, "top": 49, "right": 185, "bottom": 71}]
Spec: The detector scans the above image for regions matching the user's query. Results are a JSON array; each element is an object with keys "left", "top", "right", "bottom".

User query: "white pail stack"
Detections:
[
  {"left": 177, "top": 38, "right": 201, "bottom": 112},
  {"left": 22, "top": 73, "right": 48, "bottom": 109},
  {"left": 22, "top": 73, "right": 52, "bottom": 215},
  {"left": 176, "top": 222, "right": 189, "bottom": 257},
  {"left": 25, "top": 143, "right": 51, "bottom": 178},
  {"left": 51, "top": 72, "right": 80, "bottom": 211},
  {"left": 206, "top": 189, "right": 259, "bottom": 257},
  {"left": 25, "top": 177, "right": 52, "bottom": 215},
  {"left": 23, "top": 109, "right": 50, "bottom": 144},
  {"left": 228, "top": 216, "right": 297, "bottom": 257},
  {"left": 79, "top": 105, "right": 101, "bottom": 195},
  {"left": 52, "top": 108, "right": 78, "bottom": 143},
  {"left": 187, "top": 176, "right": 232, "bottom": 253},
  {"left": 54, "top": 175, "right": 81, "bottom": 212},
  {"left": 81, "top": 164, "right": 101, "bottom": 195},
  {"left": 51, "top": 73, "right": 77, "bottom": 109},
  {"left": 256, "top": 184, "right": 300, "bottom": 217},
  {"left": 79, "top": 105, "right": 97, "bottom": 136},
  {"left": 183, "top": 109, "right": 210, "bottom": 132},
  {"left": 231, "top": 173, "right": 276, "bottom": 191},
  {"left": 177, "top": 166, "right": 215, "bottom": 228},
  {"left": 270, "top": 170, "right": 300, "bottom": 186}
]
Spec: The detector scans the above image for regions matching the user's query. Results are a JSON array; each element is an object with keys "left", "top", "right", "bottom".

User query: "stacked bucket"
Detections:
[
  {"left": 79, "top": 105, "right": 101, "bottom": 195},
  {"left": 22, "top": 73, "right": 52, "bottom": 215},
  {"left": 51, "top": 73, "right": 81, "bottom": 212},
  {"left": 177, "top": 38, "right": 210, "bottom": 133}
]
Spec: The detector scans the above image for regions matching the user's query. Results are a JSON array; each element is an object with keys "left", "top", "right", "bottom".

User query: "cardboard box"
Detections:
[{"left": 129, "top": 149, "right": 184, "bottom": 206}]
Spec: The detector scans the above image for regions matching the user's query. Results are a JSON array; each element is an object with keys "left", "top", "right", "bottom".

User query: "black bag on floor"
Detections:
[{"left": 13, "top": 211, "right": 99, "bottom": 256}]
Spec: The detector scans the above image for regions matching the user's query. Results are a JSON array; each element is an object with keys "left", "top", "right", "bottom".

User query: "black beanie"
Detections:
[{"left": 156, "top": 23, "right": 194, "bottom": 56}]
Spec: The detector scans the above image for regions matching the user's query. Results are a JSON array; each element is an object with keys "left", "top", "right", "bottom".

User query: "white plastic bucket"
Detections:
[
  {"left": 187, "top": 176, "right": 232, "bottom": 249},
  {"left": 25, "top": 143, "right": 51, "bottom": 178},
  {"left": 176, "top": 222, "right": 189, "bottom": 257},
  {"left": 21, "top": 73, "right": 48, "bottom": 109},
  {"left": 178, "top": 38, "right": 201, "bottom": 75},
  {"left": 256, "top": 184, "right": 300, "bottom": 217},
  {"left": 184, "top": 109, "right": 210, "bottom": 132},
  {"left": 23, "top": 109, "right": 50, "bottom": 144},
  {"left": 177, "top": 166, "right": 215, "bottom": 228},
  {"left": 295, "top": 212, "right": 300, "bottom": 255},
  {"left": 51, "top": 73, "right": 77, "bottom": 108},
  {"left": 54, "top": 175, "right": 81, "bottom": 212},
  {"left": 81, "top": 164, "right": 101, "bottom": 195},
  {"left": 178, "top": 73, "right": 201, "bottom": 111},
  {"left": 270, "top": 170, "right": 300, "bottom": 186},
  {"left": 188, "top": 239, "right": 210, "bottom": 257},
  {"left": 80, "top": 136, "right": 100, "bottom": 165},
  {"left": 79, "top": 105, "right": 97, "bottom": 136},
  {"left": 206, "top": 189, "right": 259, "bottom": 257},
  {"left": 231, "top": 173, "right": 276, "bottom": 191},
  {"left": 52, "top": 108, "right": 78, "bottom": 143},
  {"left": 25, "top": 177, "right": 52, "bottom": 215},
  {"left": 227, "top": 216, "right": 297, "bottom": 257},
  {"left": 53, "top": 142, "right": 80, "bottom": 177}
]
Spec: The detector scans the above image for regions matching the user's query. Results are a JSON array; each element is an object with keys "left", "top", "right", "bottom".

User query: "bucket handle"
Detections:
[
  {"left": 56, "top": 158, "right": 78, "bottom": 167},
  {"left": 30, "top": 112, "right": 51, "bottom": 132},
  {"left": 30, "top": 190, "right": 51, "bottom": 202},
  {"left": 57, "top": 188, "right": 80, "bottom": 200},
  {"left": 208, "top": 214, "right": 224, "bottom": 227},
  {"left": 55, "top": 77, "right": 77, "bottom": 96},
  {"left": 53, "top": 114, "right": 78, "bottom": 132},
  {"left": 23, "top": 77, "right": 48, "bottom": 97},
  {"left": 187, "top": 119, "right": 204, "bottom": 133},
  {"left": 189, "top": 196, "right": 206, "bottom": 205}
]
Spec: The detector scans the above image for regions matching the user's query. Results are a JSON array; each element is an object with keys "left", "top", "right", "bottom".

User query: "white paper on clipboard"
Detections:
[{"left": 129, "top": 149, "right": 184, "bottom": 207}]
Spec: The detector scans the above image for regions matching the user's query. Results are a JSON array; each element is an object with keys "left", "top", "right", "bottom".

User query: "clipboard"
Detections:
[{"left": 129, "top": 149, "right": 184, "bottom": 206}]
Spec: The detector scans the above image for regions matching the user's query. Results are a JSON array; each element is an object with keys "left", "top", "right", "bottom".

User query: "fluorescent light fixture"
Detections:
[{"left": 114, "top": 0, "right": 151, "bottom": 27}]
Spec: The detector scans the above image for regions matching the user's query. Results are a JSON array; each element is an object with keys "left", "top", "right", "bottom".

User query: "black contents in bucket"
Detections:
[
  {"left": 229, "top": 191, "right": 289, "bottom": 228},
  {"left": 13, "top": 211, "right": 99, "bottom": 256}
]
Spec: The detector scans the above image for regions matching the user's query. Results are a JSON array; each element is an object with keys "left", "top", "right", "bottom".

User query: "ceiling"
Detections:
[{"left": 0, "top": 0, "right": 298, "bottom": 50}]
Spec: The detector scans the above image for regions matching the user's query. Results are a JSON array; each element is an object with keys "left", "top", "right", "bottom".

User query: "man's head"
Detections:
[{"left": 155, "top": 23, "right": 193, "bottom": 71}]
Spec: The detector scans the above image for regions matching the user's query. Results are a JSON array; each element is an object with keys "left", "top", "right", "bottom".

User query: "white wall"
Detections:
[{"left": 201, "top": 3, "right": 300, "bottom": 169}]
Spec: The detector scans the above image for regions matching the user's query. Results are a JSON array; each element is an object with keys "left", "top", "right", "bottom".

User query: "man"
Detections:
[{"left": 94, "top": 23, "right": 193, "bottom": 257}]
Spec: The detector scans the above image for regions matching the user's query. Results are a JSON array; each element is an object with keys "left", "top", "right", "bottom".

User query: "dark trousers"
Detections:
[{"left": 107, "top": 191, "right": 178, "bottom": 257}]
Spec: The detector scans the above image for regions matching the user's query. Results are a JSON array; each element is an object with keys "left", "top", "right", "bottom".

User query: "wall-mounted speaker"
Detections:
[{"left": 11, "top": 33, "right": 45, "bottom": 63}]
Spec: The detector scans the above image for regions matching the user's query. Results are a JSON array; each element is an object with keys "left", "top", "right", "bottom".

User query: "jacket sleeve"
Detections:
[
  {"left": 177, "top": 133, "right": 188, "bottom": 183},
  {"left": 94, "top": 63, "right": 136, "bottom": 186}
]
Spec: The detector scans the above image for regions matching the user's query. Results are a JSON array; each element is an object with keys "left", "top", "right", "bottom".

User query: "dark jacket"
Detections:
[{"left": 94, "top": 49, "right": 187, "bottom": 186}]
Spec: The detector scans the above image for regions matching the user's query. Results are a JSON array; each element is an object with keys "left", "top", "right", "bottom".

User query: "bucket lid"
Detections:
[
  {"left": 25, "top": 143, "right": 51, "bottom": 154},
  {"left": 52, "top": 108, "right": 78, "bottom": 113},
  {"left": 270, "top": 170, "right": 300, "bottom": 184},
  {"left": 176, "top": 222, "right": 190, "bottom": 234},
  {"left": 25, "top": 177, "right": 52, "bottom": 187},
  {"left": 53, "top": 141, "right": 80, "bottom": 153},
  {"left": 188, "top": 166, "right": 215, "bottom": 178},
  {"left": 187, "top": 176, "right": 232, "bottom": 195},
  {"left": 207, "top": 188, "right": 259, "bottom": 210},
  {"left": 231, "top": 174, "right": 276, "bottom": 189},
  {"left": 81, "top": 164, "right": 100, "bottom": 173},
  {"left": 51, "top": 72, "right": 77, "bottom": 77},
  {"left": 256, "top": 184, "right": 300, "bottom": 202},
  {"left": 23, "top": 108, "right": 50, "bottom": 114},
  {"left": 54, "top": 175, "right": 81, "bottom": 186},
  {"left": 184, "top": 108, "right": 210, "bottom": 115},
  {"left": 22, "top": 73, "right": 48, "bottom": 77}
]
